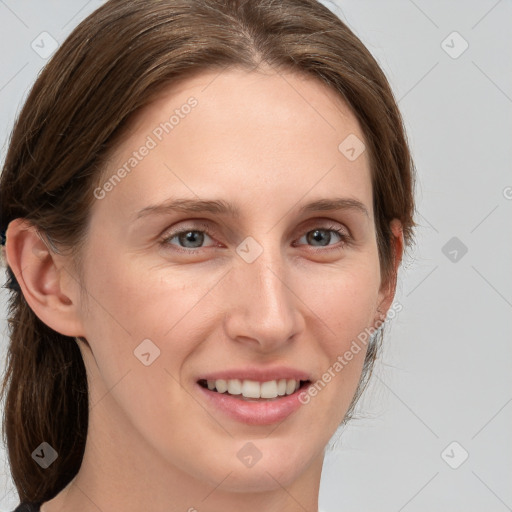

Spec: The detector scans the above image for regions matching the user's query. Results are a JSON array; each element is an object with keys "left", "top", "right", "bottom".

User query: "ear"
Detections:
[
  {"left": 375, "top": 218, "right": 404, "bottom": 322},
  {"left": 4, "top": 218, "right": 85, "bottom": 337}
]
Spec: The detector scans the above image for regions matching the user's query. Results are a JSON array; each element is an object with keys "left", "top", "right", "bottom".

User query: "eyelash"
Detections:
[{"left": 159, "top": 222, "right": 352, "bottom": 254}]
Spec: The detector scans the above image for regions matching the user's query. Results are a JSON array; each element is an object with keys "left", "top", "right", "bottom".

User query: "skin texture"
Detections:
[{"left": 6, "top": 66, "right": 402, "bottom": 512}]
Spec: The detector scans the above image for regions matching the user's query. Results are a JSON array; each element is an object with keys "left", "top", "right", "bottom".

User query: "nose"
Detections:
[{"left": 222, "top": 242, "right": 304, "bottom": 352}]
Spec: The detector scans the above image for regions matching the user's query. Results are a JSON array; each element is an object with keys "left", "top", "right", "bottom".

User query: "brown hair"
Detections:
[{"left": 0, "top": 0, "right": 415, "bottom": 503}]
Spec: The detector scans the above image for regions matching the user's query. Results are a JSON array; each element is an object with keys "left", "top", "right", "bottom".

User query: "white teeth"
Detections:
[
  {"left": 277, "top": 378, "right": 287, "bottom": 396},
  {"left": 205, "top": 378, "right": 303, "bottom": 398},
  {"left": 215, "top": 379, "right": 228, "bottom": 393},
  {"left": 242, "top": 380, "right": 261, "bottom": 398},
  {"left": 227, "top": 378, "right": 242, "bottom": 395},
  {"left": 285, "top": 379, "right": 296, "bottom": 395},
  {"left": 260, "top": 380, "right": 278, "bottom": 398}
]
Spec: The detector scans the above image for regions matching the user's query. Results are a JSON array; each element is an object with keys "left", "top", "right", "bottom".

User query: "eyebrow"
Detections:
[{"left": 135, "top": 197, "right": 369, "bottom": 220}]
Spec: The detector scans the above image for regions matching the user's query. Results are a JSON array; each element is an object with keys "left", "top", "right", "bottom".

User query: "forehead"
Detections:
[{"left": 93, "top": 67, "right": 373, "bottom": 223}]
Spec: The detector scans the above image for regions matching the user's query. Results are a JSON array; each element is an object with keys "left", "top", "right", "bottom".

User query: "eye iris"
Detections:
[
  {"left": 307, "top": 229, "right": 331, "bottom": 246},
  {"left": 179, "top": 231, "right": 204, "bottom": 248}
]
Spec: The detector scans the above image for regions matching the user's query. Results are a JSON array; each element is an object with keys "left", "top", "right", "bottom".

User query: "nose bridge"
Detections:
[
  {"left": 224, "top": 236, "right": 301, "bottom": 346},
  {"left": 246, "top": 245, "right": 287, "bottom": 313}
]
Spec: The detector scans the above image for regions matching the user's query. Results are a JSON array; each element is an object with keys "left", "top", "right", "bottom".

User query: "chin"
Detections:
[
  {"left": 208, "top": 463, "right": 303, "bottom": 494},
  {"left": 195, "top": 438, "right": 317, "bottom": 493}
]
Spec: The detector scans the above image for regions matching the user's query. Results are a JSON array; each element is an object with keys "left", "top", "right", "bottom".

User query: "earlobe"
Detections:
[{"left": 4, "top": 218, "right": 85, "bottom": 337}]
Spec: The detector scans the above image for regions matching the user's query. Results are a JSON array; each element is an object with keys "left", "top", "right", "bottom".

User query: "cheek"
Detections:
[
  {"left": 295, "top": 259, "right": 381, "bottom": 407},
  {"left": 299, "top": 258, "right": 382, "bottom": 344},
  {"left": 78, "top": 245, "right": 220, "bottom": 379}
]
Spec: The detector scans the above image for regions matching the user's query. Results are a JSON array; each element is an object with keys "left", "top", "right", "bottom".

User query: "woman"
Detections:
[{"left": 0, "top": 0, "right": 415, "bottom": 510}]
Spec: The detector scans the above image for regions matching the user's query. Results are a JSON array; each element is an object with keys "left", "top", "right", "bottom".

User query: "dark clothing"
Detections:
[{"left": 13, "top": 503, "right": 41, "bottom": 512}]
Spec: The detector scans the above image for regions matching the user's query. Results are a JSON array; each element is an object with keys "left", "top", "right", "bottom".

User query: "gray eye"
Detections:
[
  {"left": 298, "top": 229, "right": 343, "bottom": 247},
  {"left": 167, "top": 230, "right": 214, "bottom": 249}
]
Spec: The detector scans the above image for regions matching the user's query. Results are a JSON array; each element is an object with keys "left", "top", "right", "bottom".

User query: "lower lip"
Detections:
[{"left": 197, "top": 383, "right": 310, "bottom": 426}]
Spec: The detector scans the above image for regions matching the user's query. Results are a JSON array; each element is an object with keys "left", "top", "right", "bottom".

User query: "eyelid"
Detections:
[
  {"left": 162, "top": 216, "right": 349, "bottom": 234},
  {"left": 161, "top": 221, "right": 218, "bottom": 239},
  {"left": 300, "top": 218, "right": 350, "bottom": 237}
]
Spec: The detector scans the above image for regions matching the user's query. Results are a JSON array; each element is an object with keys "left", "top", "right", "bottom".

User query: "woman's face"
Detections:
[{"left": 74, "top": 67, "right": 398, "bottom": 494}]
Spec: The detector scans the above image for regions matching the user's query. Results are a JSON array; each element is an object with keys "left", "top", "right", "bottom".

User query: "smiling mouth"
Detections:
[{"left": 198, "top": 378, "right": 311, "bottom": 401}]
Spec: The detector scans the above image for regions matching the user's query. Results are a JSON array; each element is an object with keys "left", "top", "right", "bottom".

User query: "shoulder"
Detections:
[{"left": 12, "top": 503, "right": 41, "bottom": 512}]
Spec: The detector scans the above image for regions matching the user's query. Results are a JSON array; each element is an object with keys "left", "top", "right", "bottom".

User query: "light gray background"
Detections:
[{"left": 0, "top": 1, "right": 511, "bottom": 511}]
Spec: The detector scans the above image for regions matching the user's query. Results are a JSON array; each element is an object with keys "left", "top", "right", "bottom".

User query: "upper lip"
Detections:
[{"left": 197, "top": 366, "right": 311, "bottom": 383}]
